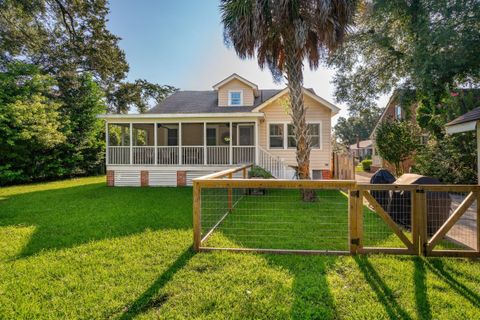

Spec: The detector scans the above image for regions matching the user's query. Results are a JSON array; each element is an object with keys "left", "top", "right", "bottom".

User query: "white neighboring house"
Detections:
[
  {"left": 349, "top": 139, "right": 373, "bottom": 160},
  {"left": 100, "top": 74, "right": 340, "bottom": 186}
]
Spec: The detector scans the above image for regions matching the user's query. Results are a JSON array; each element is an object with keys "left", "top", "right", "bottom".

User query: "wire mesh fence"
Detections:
[
  {"left": 426, "top": 191, "right": 478, "bottom": 252},
  {"left": 193, "top": 167, "right": 480, "bottom": 257},
  {"left": 200, "top": 187, "right": 350, "bottom": 252},
  {"left": 361, "top": 189, "right": 414, "bottom": 250}
]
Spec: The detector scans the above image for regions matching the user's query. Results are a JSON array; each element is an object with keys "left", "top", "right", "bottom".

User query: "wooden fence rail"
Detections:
[{"left": 193, "top": 168, "right": 480, "bottom": 257}]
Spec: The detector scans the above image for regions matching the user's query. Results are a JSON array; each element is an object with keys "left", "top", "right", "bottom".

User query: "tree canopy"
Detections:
[
  {"left": 0, "top": 0, "right": 176, "bottom": 184},
  {"left": 330, "top": 0, "right": 480, "bottom": 113},
  {"left": 334, "top": 107, "right": 382, "bottom": 145},
  {"left": 0, "top": 0, "right": 176, "bottom": 114},
  {"left": 375, "top": 120, "right": 420, "bottom": 176}
]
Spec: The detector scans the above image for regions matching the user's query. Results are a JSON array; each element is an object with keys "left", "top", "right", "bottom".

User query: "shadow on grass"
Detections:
[
  {"left": 265, "top": 255, "right": 338, "bottom": 319},
  {"left": 119, "top": 247, "right": 195, "bottom": 320},
  {"left": 425, "top": 259, "right": 480, "bottom": 308},
  {"left": 354, "top": 256, "right": 412, "bottom": 320},
  {"left": 0, "top": 182, "right": 193, "bottom": 258},
  {"left": 413, "top": 257, "right": 432, "bottom": 320}
]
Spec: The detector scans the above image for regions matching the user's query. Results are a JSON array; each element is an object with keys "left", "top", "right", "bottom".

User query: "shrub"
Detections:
[
  {"left": 361, "top": 159, "right": 372, "bottom": 172},
  {"left": 248, "top": 166, "right": 273, "bottom": 179}
]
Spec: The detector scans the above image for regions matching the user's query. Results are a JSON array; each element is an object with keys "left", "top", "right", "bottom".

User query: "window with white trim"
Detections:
[
  {"left": 286, "top": 123, "right": 321, "bottom": 149},
  {"left": 269, "top": 124, "right": 284, "bottom": 148},
  {"left": 228, "top": 90, "right": 243, "bottom": 106},
  {"left": 308, "top": 123, "right": 321, "bottom": 148},
  {"left": 287, "top": 124, "right": 296, "bottom": 148}
]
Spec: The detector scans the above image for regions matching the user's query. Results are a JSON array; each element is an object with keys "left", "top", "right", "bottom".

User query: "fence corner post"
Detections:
[{"left": 193, "top": 180, "right": 201, "bottom": 252}]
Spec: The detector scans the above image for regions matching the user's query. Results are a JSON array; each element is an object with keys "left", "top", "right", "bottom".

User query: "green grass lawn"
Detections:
[
  {"left": 202, "top": 189, "right": 404, "bottom": 251},
  {"left": 1, "top": 177, "right": 479, "bottom": 319}
]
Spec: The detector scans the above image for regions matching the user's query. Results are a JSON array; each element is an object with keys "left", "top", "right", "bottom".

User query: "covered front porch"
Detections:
[{"left": 106, "top": 121, "right": 258, "bottom": 166}]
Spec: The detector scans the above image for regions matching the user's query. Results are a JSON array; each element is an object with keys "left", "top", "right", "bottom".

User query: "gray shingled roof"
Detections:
[
  {"left": 349, "top": 140, "right": 373, "bottom": 150},
  {"left": 446, "top": 107, "right": 480, "bottom": 126},
  {"left": 146, "top": 89, "right": 282, "bottom": 114}
]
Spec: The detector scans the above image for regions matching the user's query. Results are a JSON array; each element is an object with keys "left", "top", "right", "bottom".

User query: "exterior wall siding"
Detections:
[
  {"left": 258, "top": 93, "right": 332, "bottom": 172},
  {"left": 217, "top": 79, "right": 254, "bottom": 107}
]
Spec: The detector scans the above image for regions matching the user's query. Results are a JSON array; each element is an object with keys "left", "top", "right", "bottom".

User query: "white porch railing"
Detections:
[
  {"left": 157, "top": 146, "right": 179, "bottom": 165},
  {"left": 108, "top": 146, "right": 130, "bottom": 165},
  {"left": 133, "top": 146, "right": 155, "bottom": 165},
  {"left": 233, "top": 146, "right": 255, "bottom": 164},
  {"left": 258, "top": 146, "right": 296, "bottom": 179},
  {"left": 207, "top": 146, "right": 230, "bottom": 165},
  {"left": 182, "top": 146, "right": 204, "bottom": 165},
  {"left": 107, "top": 145, "right": 257, "bottom": 166}
]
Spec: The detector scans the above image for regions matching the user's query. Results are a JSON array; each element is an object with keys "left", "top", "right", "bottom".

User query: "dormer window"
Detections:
[{"left": 228, "top": 90, "right": 243, "bottom": 106}]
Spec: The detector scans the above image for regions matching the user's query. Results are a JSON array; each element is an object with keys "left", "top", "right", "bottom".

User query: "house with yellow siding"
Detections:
[{"left": 100, "top": 74, "right": 339, "bottom": 186}]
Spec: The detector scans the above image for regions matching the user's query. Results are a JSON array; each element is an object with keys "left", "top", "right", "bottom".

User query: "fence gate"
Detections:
[
  {"left": 422, "top": 186, "right": 479, "bottom": 257},
  {"left": 353, "top": 186, "right": 418, "bottom": 255}
]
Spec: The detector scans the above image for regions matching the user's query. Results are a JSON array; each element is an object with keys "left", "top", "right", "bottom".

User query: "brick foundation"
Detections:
[
  {"left": 177, "top": 171, "right": 187, "bottom": 186},
  {"left": 106, "top": 170, "right": 115, "bottom": 187},
  {"left": 322, "top": 170, "right": 332, "bottom": 180},
  {"left": 141, "top": 170, "right": 149, "bottom": 187}
]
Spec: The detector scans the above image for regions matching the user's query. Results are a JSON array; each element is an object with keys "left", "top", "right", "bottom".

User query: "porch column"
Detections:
[
  {"left": 129, "top": 122, "right": 133, "bottom": 165},
  {"left": 154, "top": 122, "right": 158, "bottom": 165},
  {"left": 255, "top": 120, "right": 259, "bottom": 165},
  {"left": 178, "top": 122, "right": 182, "bottom": 165},
  {"left": 203, "top": 122, "right": 207, "bottom": 165},
  {"left": 105, "top": 121, "right": 109, "bottom": 165},
  {"left": 229, "top": 122, "right": 233, "bottom": 165}
]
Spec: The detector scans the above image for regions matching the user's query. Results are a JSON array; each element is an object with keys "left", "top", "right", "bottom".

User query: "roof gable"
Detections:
[
  {"left": 251, "top": 88, "right": 340, "bottom": 115},
  {"left": 212, "top": 73, "right": 259, "bottom": 95}
]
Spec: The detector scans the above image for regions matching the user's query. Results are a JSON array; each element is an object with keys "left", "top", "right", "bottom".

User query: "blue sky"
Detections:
[{"left": 107, "top": 0, "right": 388, "bottom": 121}]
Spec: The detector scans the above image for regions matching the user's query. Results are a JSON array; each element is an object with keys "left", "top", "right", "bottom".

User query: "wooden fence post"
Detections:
[
  {"left": 349, "top": 189, "right": 360, "bottom": 254},
  {"left": 357, "top": 190, "right": 363, "bottom": 252},
  {"left": 416, "top": 187, "right": 427, "bottom": 256},
  {"left": 193, "top": 180, "right": 202, "bottom": 252},
  {"left": 412, "top": 188, "right": 419, "bottom": 255}
]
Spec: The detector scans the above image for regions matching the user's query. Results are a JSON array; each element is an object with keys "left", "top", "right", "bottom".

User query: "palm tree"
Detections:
[{"left": 220, "top": 0, "right": 356, "bottom": 200}]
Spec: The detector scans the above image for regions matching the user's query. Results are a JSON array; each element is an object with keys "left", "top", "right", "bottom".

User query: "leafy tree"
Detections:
[
  {"left": 57, "top": 73, "right": 106, "bottom": 176},
  {"left": 0, "top": 0, "right": 175, "bottom": 113},
  {"left": 107, "top": 80, "right": 177, "bottom": 114},
  {"left": 334, "top": 107, "right": 382, "bottom": 145},
  {"left": 375, "top": 120, "right": 420, "bottom": 176},
  {"left": 220, "top": 0, "right": 357, "bottom": 200},
  {"left": 414, "top": 133, "right": 476, "bottom": 184},
  {"left": 329, "top": 0, "right": 480, "bottom": 114},
  {"left": 0, "top": 1, "right": 177, "bottom": 184},
  {"left": 413, "top": 90, "right": 479, "bottom": 183},
  {"left": 0, "top": 64, "right": 65, "bottom": 184}
]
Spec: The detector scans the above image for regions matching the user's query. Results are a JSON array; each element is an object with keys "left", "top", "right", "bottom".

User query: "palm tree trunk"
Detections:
[{"left": 284, "top": 42, "right": 316, "bottom": 202}]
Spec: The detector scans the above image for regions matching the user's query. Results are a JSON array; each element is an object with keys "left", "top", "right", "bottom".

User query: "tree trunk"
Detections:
[{"left": 284, "top": 42, "right": 316, "bottom": 202}]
